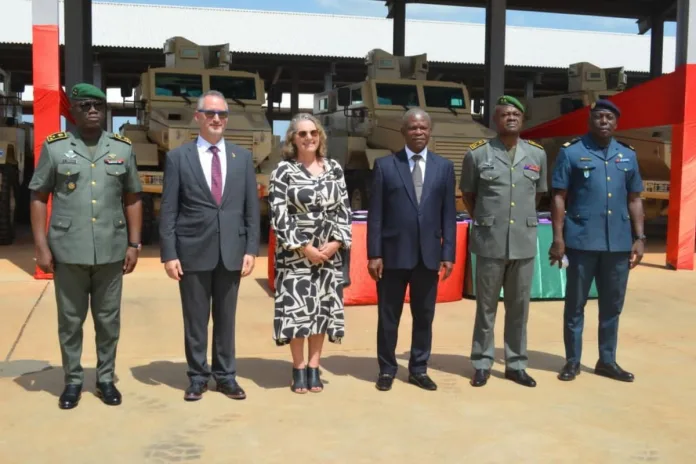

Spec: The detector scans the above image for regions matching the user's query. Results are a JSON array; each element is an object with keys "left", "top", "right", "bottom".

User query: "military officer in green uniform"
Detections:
[
  {"left": 29, "top": 83, "right": 143, "bottom": 410},
  {"left": 459, "top": 96, "right": 547, "bottom": 388}
]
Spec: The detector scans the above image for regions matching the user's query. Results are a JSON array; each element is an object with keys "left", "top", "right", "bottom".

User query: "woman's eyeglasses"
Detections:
[
  {"left": 198, "top": 110, "right": 230, "bottom": 119},
  {"left": 297, "top": 130, "right": 319, "bottom": 138}
]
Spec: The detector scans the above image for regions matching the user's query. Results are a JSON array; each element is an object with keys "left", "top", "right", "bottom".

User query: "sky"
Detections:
[
  {"left": 114, "top": 0, "right": 677, "bottom": 36},
  {"left": 35, "top": 0, "right": 673, "bottom": 134}
]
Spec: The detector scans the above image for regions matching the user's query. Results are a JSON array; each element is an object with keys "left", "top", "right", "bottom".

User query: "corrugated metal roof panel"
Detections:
[{"left": 2, "top": 0, "right": 676, "bottom": 73}]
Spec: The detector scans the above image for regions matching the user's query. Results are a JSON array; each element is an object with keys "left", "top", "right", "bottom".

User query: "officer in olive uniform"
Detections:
[
  {"left": 460, "top": 95, "right": 547, "bottom": 388},
  {"left": 549, "top": 99, "right": 644, "bottom": 383},
  {"left": 29, "top": 83, "right": 143, "bottom": 409}
]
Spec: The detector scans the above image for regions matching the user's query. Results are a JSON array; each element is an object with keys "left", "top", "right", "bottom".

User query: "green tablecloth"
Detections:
[{"left": 464, "top": 222, "right": 598, "bottom": 300}]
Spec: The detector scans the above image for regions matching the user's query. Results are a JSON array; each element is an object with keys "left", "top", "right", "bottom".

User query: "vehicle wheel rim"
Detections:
[{"left": 351, "top": 189, "right": 362, "bottom": 211}]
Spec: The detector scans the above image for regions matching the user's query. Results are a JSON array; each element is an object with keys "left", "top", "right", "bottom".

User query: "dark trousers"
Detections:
[
  {"left": 564, "top": 249, "right": 631, "bottom": 365},
  {"left": 179, "top": 259, "right": 241, "bottom": 383},
  {"left": 376, "top": 261, "right": 439, "bottom": 376}
]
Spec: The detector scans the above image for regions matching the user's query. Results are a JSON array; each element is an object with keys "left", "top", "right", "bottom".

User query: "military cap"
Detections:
[
  {"left": 496, "top": 95, "right": 525, "bottom": 113},
  {"left": 590, "top": 99, "right": 621, "bottom": 117},
  {"left": 70, "top": 83, "right": 106, "bottom": 101}
]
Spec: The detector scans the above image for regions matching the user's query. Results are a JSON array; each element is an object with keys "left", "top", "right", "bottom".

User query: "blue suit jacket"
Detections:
[
  {"left": 367, "top": 149, "right": 457, "bottom": 271},
  {"left": 551, "top": 134, "right": 643, "bottom": 252}
]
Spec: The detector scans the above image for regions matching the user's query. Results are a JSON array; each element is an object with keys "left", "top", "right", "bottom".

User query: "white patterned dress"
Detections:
[{"left": 269, "top": 158, "right": 352, "bottom": 346}]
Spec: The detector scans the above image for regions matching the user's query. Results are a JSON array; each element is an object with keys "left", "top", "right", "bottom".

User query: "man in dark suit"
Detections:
[
  {"left": 159, "top": 90, "right": 260, "bottom": 401},
  {"left": 367, "top": 107, "right": 457, "bottom": 392}
]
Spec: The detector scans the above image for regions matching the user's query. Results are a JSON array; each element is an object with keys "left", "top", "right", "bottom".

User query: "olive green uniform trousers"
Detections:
[{"left": 54, "top": 261, "right": 124, "bottom": 385}]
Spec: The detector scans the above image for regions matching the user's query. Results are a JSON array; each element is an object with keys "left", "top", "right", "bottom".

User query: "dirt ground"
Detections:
[{"left": 1, "top": 230, "right": 695, "bottom": 463}]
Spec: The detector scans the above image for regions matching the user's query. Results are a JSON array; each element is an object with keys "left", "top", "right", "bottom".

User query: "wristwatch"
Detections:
[
  {"left": 633, "top": 234, "right": 647, "bottom": 242},
  {"left": 128, "top": 242, "right": 142, "bottom": 251}
]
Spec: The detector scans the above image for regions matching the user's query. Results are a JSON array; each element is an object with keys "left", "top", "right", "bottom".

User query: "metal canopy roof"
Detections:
[{"left": 379, "top": 0, "right": 677, "bottom": 21}]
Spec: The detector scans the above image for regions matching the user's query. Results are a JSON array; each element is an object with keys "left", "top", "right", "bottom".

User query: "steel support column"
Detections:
[
  {"left": 291, "top": 69, "right": 299, "bottom": 117},
  {"left": 650, "top": 18, "right": 665, "bottom": 78},
  {"left": 391, "top": 0, "right": 406, "bottom": 56},
  {"left": 666, "top": 0, "right": 696, "bottom": 270},
  {"left": 484, "top": 0, "right": 506, "bottom": 128},
  {"left": 64, "top": 0, "right": 93, "bottom": 131}
]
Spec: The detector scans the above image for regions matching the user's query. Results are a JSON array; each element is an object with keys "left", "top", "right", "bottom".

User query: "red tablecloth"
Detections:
[{"left": 268, "top": 222, "right": 469, "bottom": 306}]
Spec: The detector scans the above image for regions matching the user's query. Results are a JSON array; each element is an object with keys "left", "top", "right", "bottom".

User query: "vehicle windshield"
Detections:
[
  {"left": 210, "top": 76, "right": 258, "bottom": 100},
  {"left": 153, "top": 73, "right": 203, "bottom": 97},
  {"left": 423, "top": 86, "right": 466, "bottom": 109},
  {"left": 375, "top": 83, "right": 419, "bottom": 107}
]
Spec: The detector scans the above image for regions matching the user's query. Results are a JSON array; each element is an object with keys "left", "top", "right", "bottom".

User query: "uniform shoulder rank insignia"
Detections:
[
  {"left": 616, "top": 140, "right": 635, "bottom": 151},
  {"left": 110, "top": 133, "right": 132, "bottom": 145},
  {"left": 468, "top": 139, "right": 489, "bottom": 151},
  {"left": 46, "top": 131, "right": 68, "bottom": 143},
  {"left": 562, "top": 138, "right": 580, "bottom": 148},
  {"left": 524, "top": 139, "right": 544, "bottom": 150}
]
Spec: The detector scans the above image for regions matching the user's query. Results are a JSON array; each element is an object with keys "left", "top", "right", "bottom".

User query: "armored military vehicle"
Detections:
[
  {"left": 120, "top": 36, "right": 280, "bottom": 244},
  {"left": 313, "top": 48, "right": 496, "bottom": 212},
  {"left": 524, "top": 62, "right": 671, "bottom": 219},
  {"left": 0, "top": 68, "right": 32, "bottom": 245}
]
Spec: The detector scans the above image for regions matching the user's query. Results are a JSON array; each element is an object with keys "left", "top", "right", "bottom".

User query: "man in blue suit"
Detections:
[
  {"left": 367, "top": 108, "right": 457, "bottom": 392},
  {"left": 549, "top": 99, "right": 645, "bottom": 383}
]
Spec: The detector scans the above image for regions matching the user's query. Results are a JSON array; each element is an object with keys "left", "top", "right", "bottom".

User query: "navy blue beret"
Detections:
[{"left": 590, "top": 99, "right": 621, "bottom": 117}]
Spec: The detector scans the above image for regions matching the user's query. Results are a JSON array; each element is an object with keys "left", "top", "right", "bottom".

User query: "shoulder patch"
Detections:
[
  {"left": 616, "top": 140, "right": 635, "bottom": 151},
  {"left": 525, "top": 139, "right": 544, "bottom": 150},
  {"left": 468, "top": 139, "right": 489, "bottom": 151},
  {"left": 562, "top": 138, "right": 581, "bottom": 148},
  {"left": 110, "top": 133, "right": 132, "bottom": 145},
  {"left": 46, "top": 131, "right": 68, "bottom": 143}
]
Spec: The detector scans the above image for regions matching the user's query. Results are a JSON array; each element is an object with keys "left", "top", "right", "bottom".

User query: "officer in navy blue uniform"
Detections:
[{"left": 549, "top": 99, "right": 645, "bottom": 383}]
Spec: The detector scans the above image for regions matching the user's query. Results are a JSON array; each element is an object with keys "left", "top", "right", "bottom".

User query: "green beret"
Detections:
[
  {"left": 496, "top": 95, "right": 525, "bottom": 113},
  {"left": 70, "top": 83, "right": 106, "bottom": 101}
]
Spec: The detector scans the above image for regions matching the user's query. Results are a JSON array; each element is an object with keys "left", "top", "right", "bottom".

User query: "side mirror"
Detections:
[
  {"left": 337, "top": 87, "right": 350, "bottom": 107},
  {"left": 120, "top": 84, "right": 132, "bottom": 99},
  {"left": 9, "top": 76, "right": 25, "bottom": 94}
]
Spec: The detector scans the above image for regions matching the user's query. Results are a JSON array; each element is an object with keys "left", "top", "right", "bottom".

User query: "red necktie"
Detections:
[{"left": 209, "top": 145, "right": 222, "bottom": 205}]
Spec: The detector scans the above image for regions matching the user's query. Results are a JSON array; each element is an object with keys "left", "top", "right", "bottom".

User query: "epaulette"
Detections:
[
  {"left": 616, "top": 140, "right": 635, "bottom": 151},
  {"left": 46, "top": 131, "right": 68, "bottom": 143},
  {"left": 524, "top": 139, "right": 544, "bottom": 150},
  {"left": 561, "top": 138, "right": 581, "bottom": 148},
  {"left": 468, "top": 139, "right": 489, "bottom": 151},
  {"left": 110, "top": 133, "right": 132, "bottom": 145}
]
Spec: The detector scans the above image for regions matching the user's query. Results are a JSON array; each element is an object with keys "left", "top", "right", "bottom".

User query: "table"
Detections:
[
  {"left": 267, "top": 214, "right": 470, "bottom": 306},
  {"left": 464, "top": 219, "right": 598, "bottom": 300}
]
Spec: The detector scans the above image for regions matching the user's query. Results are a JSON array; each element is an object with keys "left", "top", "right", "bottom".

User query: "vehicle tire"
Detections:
[
  {"left": 0, "top": 165, "right": 19, "bottom": 246},
  {"left": 141, "top": 193, "right": 155, "bottom": 245},
  {"left": 346, "top": 170, "right": 371, "bottom": 212}
]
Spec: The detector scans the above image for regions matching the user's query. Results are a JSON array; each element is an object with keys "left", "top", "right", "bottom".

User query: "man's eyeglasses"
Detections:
[
  {"left": 297, "top": 130, "right": 319, "bottom": 138},
  {"left": 198, "top": 110, "right": 229, "bottom": 119},
  {"left": 74, "top": 100, "right": 105, "bottom": 111}
]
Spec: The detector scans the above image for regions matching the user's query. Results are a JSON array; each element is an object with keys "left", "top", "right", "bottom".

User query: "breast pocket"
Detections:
[
  {"left": 56, "top": 163, "right": 82, "bottom": 195},
  {"left": 105, "top": 163, "right": 127, "bottom": 190},
  {"left": 478, "top": 169, "right": 502, "bottom": 192},
  {"left": 572, "top": 164, "right": 596, "bottom": 185}
]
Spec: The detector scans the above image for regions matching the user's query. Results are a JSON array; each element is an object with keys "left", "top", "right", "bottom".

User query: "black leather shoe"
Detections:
[
  {"left": 96, "top": 382, "right": 122, "bottom": 406},
  {"left": 594, "top": 361, "right": 635, "bottom": 382},
  {"left": 505, "top": 369, "right": 537, "bottom": 387},
  {"left": 375, "top": 373, "right": 394, "bottom": 391},
  {"left": 558, "top": 362, "right": 581, "bottom": 381},
  {"left": 58, "top": 384, "right": 82, "bottom": 410},
  {"left": 470, "top": 369, "right": 490, "bottom": 387},
  {"left": 184, "top": 381, "right": 208, "bottom": 401},
  {"left": 408, "top": 373, "right": 437, "bottom": 391},
  {"left": 216, "top": 380, "right": 247, "bottom": 400}
]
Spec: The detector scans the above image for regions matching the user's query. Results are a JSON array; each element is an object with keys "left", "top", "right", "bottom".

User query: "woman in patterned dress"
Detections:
[{"left": 268, "top": 113, "right": 352, "bottom": 394}]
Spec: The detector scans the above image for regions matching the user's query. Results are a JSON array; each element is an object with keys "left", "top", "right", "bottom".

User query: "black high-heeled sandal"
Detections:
[
  {"left": 291, "top": 367, "right": 308, "bottom": 394},
  {"left": 307, "top": 367, "right": 323, "bottom": 393}
]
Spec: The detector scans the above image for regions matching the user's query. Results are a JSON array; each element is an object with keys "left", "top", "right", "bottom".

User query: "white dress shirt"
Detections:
[
  {"left": 196, "top": 135, "right": 227, "bottom": 193},
  {"left": 405, "top": 145, "right": 428, "bottom": 178}
]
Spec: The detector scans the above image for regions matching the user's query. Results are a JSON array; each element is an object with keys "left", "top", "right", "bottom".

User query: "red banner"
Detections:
[
  {"left": 521, "top": 69, "right": 685, "bottom": 140},
  {"left": 32, "top": 24, "right": 61, "bottom": 280}
]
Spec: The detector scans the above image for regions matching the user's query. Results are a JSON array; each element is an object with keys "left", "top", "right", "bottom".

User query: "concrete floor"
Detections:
[{"left": 1, "top": 233, "right": 695, "bottom": 463}]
